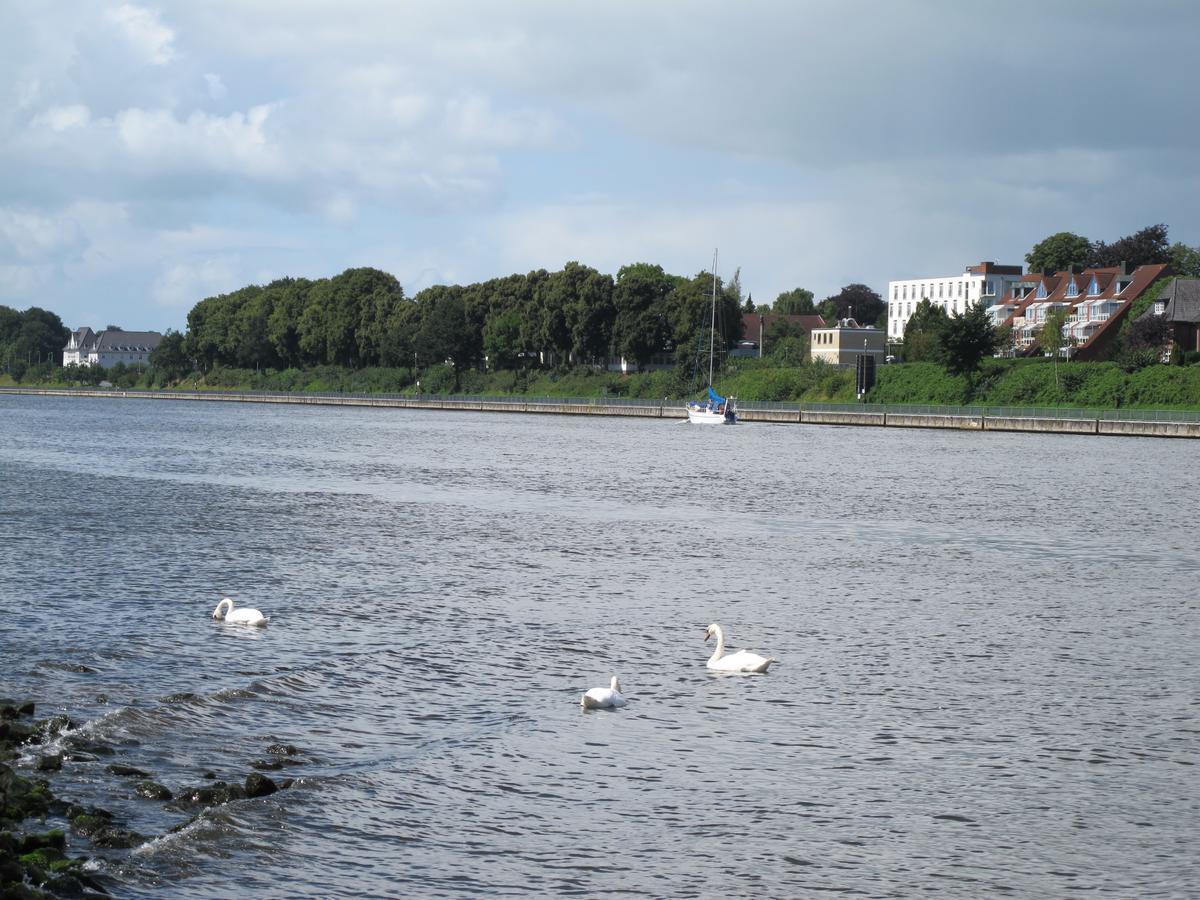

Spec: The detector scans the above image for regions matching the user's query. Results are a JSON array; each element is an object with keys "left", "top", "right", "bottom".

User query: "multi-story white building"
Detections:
[
  {"left": 886, "top": 261, "right": 1025, "bottom": 341},
  {"left": 62, "top": 328, "right": 163, "bottom": 368}
]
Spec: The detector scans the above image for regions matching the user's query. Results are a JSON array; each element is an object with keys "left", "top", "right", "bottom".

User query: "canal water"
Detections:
[{"left": 1, "top": 394, "right": 1197, "bottom": 898}]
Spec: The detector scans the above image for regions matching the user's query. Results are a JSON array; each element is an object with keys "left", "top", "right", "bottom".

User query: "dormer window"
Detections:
[
  {"left": 1087, "top": 277, "right": 1099, "bottom": 296},
  {"left": 1036, "top": 282, "right": 1048, "bottom": 299},
  {"left": 1154, "top": 300, "right": 1167, "bottom": 315},
  {"left": 1065, "top": 279, "right": 1079, "bottom": 298}
]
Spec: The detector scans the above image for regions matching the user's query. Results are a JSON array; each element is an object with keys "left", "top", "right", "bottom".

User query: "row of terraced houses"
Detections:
[{"left": 886, "top": 260, "right": 1200, "bottom": 360}]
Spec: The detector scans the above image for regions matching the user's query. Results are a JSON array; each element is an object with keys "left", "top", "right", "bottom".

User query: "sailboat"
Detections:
[{"left": 685, "top": 250, "right": 737, "bottom": 425}]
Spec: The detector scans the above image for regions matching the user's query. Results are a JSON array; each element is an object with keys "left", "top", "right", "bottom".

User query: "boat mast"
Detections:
[{"left": 708, "top": 249, "right": 717, "bottom": 387}]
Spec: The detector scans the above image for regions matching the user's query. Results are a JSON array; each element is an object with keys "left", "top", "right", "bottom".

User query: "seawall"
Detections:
[{"left": 3, "top": 387, "right": 1199, "bottom": 439}]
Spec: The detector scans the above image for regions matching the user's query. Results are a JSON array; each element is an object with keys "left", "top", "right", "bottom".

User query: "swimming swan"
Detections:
[
  {"left": 704, "top": 623, "right": 775, "bottom": 673},
  {"left": 212, "top": 597, "right": 268, "bottom": 627},
  {"left": 581, "top": 676, "right": 627, "bottom": 710}
]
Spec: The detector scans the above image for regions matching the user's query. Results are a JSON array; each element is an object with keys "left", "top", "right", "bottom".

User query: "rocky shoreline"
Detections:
[{"left": 1, "top": 698, "right": 297, "bottom": 897}]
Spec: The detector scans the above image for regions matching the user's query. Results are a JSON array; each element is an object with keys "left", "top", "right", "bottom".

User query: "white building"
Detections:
[
  {"left": 886, "top": 261, "right": 1025, "bottom": 341},
  {"left": 63, "top": 328, "right": 163, "bottom": 368}
]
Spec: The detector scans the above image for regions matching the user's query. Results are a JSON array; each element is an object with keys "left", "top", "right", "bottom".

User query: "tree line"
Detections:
[
  {"left": 0, "top": 306, "right": 69, "bottom": 378},
  {"left": 168, "top": 261, "right": 758, "bottom": 386}
]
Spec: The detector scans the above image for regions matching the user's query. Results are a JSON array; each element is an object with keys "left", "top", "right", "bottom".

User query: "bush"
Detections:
[{"left": 868, "top": 362, "right": 968, "bottom": 404}]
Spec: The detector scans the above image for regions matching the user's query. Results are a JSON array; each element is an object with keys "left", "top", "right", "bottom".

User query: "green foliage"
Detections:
[
  {"left": 1123, "top": 364, "right": 1200, "bottom": 407},
  {"left": 1026, "top": 231, "right": 1091, "bottom": 273},
  {"left": 940, "top": 302, "right": 997, "bottom": 376},
  {"left": 0, "top": 305, "right": 69, "bottom": 378},
  {"left": 1169, "top": 242, "right": 1200, "bottom": 277},
  {"left": 818, "top": 284, "right": 885, "bottom": 326},
  {"left": 1038, "top": 307, "right": 1067, "bottom": 356},
  {"left": 867, "top": 362, "right": 968, "bottom": 404},
  {"left": 1088, "top": 223, "right": 1171, "bottom": 268},
  {"left": 901, "top": 299, "right": 949, "bottom": 364},
  {"left": 773, "top": 287, "right": 816, "bottom": 316}
]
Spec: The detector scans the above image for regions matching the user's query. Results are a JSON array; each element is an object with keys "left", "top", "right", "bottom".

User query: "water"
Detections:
[{"left": 1, "top": 394, "right": 1198, "bottom": 898}]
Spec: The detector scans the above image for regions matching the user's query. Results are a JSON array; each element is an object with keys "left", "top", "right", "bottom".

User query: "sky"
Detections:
[{"left": 2, "top": 0, "right": 1199, "bottom": 333}]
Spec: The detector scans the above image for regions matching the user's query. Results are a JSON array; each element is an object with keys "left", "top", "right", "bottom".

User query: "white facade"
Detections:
[
  {"left": 886, "top": 262, "right": 1025, "bottom": 341},
  {"left": 62, "top": 328, "right": 163, "bottom": 368}
]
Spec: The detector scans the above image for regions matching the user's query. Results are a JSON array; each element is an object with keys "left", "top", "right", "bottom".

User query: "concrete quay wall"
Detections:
[{"left": 885, "top": 413, "right": 984, "bottom": 430}]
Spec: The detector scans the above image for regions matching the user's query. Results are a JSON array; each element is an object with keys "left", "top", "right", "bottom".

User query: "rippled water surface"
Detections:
[{"left": 2, "top": 394, "right": 1198, "bottom": 898}]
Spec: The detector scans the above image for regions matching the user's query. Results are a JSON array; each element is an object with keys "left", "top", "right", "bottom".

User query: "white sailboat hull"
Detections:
[{"left": 686, "top": 404, "right": 736, "bottom": 425}]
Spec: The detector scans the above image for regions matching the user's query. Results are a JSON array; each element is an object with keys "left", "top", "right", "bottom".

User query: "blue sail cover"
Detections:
[{"left": 708, "top": 386, "right": 726, "bottom": 406}]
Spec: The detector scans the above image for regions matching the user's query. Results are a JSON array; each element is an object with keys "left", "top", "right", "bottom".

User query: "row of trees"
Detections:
[
  {"left": 745, "top": 283, "right": 886, "bottom": 326},
  {"left": 177, "top": 262, "right": 754, "bottom": 386},
  {"left": 1025, "top": 223, "right": 1200, "bottom": 276},
  {"left": 0, "top": 306, "right": 69, "bottom": 378}
]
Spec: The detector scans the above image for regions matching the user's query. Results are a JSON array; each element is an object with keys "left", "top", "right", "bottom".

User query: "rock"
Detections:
[
  {"left": 105, "top": 764, "right": 150, "bottom": 778},
  {"left": 250, "top": 758, "right": 284, "bottom": 771},
  {"left": 266, "top": 743, "right": 299, "bottom": 756},
  {"left": 37, "top": 753, "right": 63, "bottom": 772},
  {"left": 133, "top": 780, "right": 173, "bottom": 801},
  {"left": 244, "top": 773, "right": 277, "bottom": 798}
]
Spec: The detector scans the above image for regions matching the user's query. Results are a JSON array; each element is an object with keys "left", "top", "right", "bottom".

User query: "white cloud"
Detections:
[
  {"left": 203, "top": 72, "right": 227, "bottom": 101},
  {"left": 32, "top": 104, "right": 91, "bottom": 132},
  {"left": 151, "top": 256, "right": 244, "bottom": 307},
  {"left": 114, "top": 104, "right": 283, "bottom": 176},
  {"left": 105, "top": 3, "right": 176, "bottom": 66}
]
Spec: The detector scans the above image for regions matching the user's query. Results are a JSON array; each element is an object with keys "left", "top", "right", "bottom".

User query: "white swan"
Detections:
[
  {"left": 580, "top": 676, "right": 627, "bottom": 710},
  {"left": 212, "top": 597, "right": 268, "bottom": 627},
  {"left": 704, "top": 623, "right": 775, "bottom": 673}
]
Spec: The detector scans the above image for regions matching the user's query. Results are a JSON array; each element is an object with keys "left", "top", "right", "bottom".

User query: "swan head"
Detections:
[
  {"left": 704, "top": 623, "right": 720, "bottom": 642},
  {"left": 610, "top": 676, "right": 621, "bottom": 692},
  {"left": 212, "top": 597, "right": 234, "bottom": 620}
]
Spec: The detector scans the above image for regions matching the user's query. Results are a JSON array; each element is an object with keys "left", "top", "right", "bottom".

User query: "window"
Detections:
[
  {"left": 1036, "top": 282, "right": 1047, "bottom": 299},
  {"left": 985, "top": 280, "right": 995, "bottom": 296},
  {"left": 892, "top": 286, "right": 897, "bottom": 300},
  {"left": 1066, "top": 279, "right": 1079, "bottom": 298},
  {"left": 1088, "top": 277, "right": 1099, "bottom": 296}
]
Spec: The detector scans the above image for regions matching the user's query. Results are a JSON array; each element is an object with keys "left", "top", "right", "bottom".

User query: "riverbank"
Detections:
[{"left": 4, "top": 386, "right": 1200, "bottom": 438}]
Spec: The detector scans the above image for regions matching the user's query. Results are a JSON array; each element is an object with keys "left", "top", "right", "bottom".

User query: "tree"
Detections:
[
  {"left": 1025, "top": 231, "right": 1091, "bottom": 273},
  {"left": 1168, "top": 241, "right": 1200, "bottom": 278},
  {"left": 741, "top": 293, "right": 756, "bottom": 314},
  {"left": 1125, "top": 310, "right": 1171, "bottom": 354},
  {"left": 773, "top": 287, "right": 816, "bottom": 316},
  {"left": 482, "top": 309, "right": 524, "bottom": 371},
  {"left": 902, "top": 299, "right": 949, "bottom": 363},
  {"left": 1038, "top": 307, "right": 1067, "bottom": 356},
  {"left": 763, "top": 319, "right": 809, "bottom": 366},
  {"left": 149, "top": 330, "right": 190, "bottom": 381},
  {"left": 611, "top": 263, "right": 676, "bottom": 371},
  {"left": 1088, "top": 223, "right": 1171, "bottom": 269},
  {"left": 818, "top": 284, "right": 884, "bottom": 326},
  {"left": 939, "top": 302, "right": 997, "bottom": 376}
]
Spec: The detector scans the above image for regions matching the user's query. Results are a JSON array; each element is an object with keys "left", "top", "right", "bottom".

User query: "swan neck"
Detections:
[{"left": 708, "top": 625, "right": 726, "bottom": 662}]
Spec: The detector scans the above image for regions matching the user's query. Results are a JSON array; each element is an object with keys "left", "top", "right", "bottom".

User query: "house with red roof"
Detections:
[{"left": 994, "top": 262, "right": 1170, "bottom": 358}]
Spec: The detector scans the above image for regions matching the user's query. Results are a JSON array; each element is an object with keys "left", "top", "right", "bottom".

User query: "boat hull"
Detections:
[{"left": 686, "top": 406, "right": 736, "bottom": 425}]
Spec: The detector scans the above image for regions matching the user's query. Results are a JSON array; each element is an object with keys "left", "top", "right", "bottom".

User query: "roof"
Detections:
[
  {"left": 93, "top": 330, "right": 164, "bottom": 352},
  {"left": 742, "top": 313, "right": 825, "bottom": 337},
  {"left": 1158, "top": 278, "right": 1200, "bottom": 324}
]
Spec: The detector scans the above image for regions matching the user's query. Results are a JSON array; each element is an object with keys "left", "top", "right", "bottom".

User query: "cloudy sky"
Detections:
[{"left": 3, "top": 0, "right": 1199, "bottom": 332}]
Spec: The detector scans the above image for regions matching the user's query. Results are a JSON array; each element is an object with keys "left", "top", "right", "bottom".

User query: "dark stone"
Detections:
[
  {"left": 266, "top": 743, "right": 299, "bottom": 756},
  {"left": 244, "top": 773, "right": 277, "bottom": 798},
  {"left": 37, "top": 753, "right": 63, "bottom": 772},
  {"left": 105, "top": 764, "right": 150, "bottom": 778},
  {"left": 133, "top": 780, "right": 173, "bottom": 801},
  {"left": 201, "top": 771, "right": 216, "bottom": 780},
  {"left": 90, "top": 826, "right": 143, "bottom": 849},
  {"left": 250, "top": 758, "right": 284, "bottom": 771}
]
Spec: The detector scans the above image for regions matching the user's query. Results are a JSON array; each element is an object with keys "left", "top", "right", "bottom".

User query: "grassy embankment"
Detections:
[{"left": 6, "top": 356, "right": 1200, "bottom": 409}]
